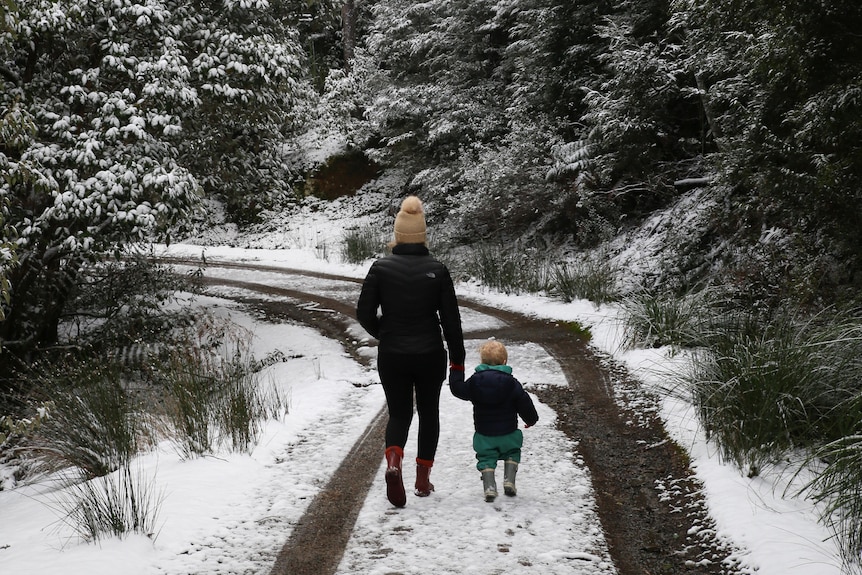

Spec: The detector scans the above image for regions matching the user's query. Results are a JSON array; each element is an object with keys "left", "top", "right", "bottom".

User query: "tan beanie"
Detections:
[{"left": 393, "top": 195, "right": 427, "bottom": 244}]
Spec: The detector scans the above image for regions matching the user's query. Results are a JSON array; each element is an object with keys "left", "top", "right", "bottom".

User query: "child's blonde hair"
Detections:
[{"left": 479, "top": 340, "right": 508, "bottom": 366}]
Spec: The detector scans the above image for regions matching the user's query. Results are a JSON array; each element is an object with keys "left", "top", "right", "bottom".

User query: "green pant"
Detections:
[{"left": 473, "top": 429, "right": 523, "bottom": 471}]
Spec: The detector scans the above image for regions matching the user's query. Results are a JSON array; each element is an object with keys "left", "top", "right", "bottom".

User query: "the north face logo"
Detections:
[{"left": 426, "top": 272, "right": 436, "bottom": 278}]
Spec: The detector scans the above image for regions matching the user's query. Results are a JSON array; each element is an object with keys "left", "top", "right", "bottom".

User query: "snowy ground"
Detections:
[{"left": 0, "top": 197, "right": 847, "bottom": 574}]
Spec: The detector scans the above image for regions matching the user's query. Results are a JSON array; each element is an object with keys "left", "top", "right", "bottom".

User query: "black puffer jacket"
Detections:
[
  {"left": 450, "top": 366, "right": 539, "bottom": 436},
  {"left": 356, "top": 244, "right": 465, "bottom": 365}
]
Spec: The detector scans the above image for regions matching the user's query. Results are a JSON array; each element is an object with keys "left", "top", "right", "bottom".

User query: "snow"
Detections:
[{"left": 0, "top": 200, "right": 845, "bottom": 575}]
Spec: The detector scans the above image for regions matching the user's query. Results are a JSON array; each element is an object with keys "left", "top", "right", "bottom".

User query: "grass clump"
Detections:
[
  {"left": 14, "top": 358, "right": 163, "bottom": 542},
  {"left": 681, "top": 309, "right": 862, "bottom": 467},
  {"left": 619, "top": 290, "right": 711, "bottom": 350},
  {"left": 161, "top": 321, "right": 288, "bottom": 457},
  {"left": 26, "top": 360, "right": 146, "bottom": 479},
  {"left": 456, "top": 242, "right": 619, "bottom": 305},
  {"left": 6, "top": 314, "right": 288, "bottom": 542},
  {"left": 58, "top": 464, "right": 163, "bottom": 542},
  {"left": 459, "top": 242, "right": 553, "bottom": 295},
  {"left": 682, "top": 313, "right": 848, "bottom": 473},
  {"left": 677, "top": 309, "right": 862, "bottom": 567},
  {"left": 804, "top": 434, "right": 862, "bottom": 573},
  {"left": 342, "top": 225, "right": 382, "bottom": 264},
  {"left": 551, "top": 257, "right": 619, "bottom": 305}
]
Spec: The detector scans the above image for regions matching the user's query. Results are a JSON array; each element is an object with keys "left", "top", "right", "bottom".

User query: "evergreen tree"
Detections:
[
  {"left": 364, "top": 0, "right": 508, "bottom": 169},
  {"left": 563, "top": 0, "right": 709, "bottom": 235},
  {"left": 0, "top": 0, "right": 19, "bottom": 322},
  {"left": 361, "top": 0, "right": 574, "bottom": 238},
  {"left": 0, "top": 0, "right": 310, "bottom": 355},
  {"left": 360, "top": 0, "right": 706, "bottom": 242},
  {"left": 674, "top": 0, "right": 862, "bottom": 301}
]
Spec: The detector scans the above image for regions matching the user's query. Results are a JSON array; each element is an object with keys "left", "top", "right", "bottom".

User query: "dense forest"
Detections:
[
  {"left": 3, "top": 0, "right": 862, "bottom": 566},
  {"left": 2, "top": 0, "right": 861, "bottom": 356}
]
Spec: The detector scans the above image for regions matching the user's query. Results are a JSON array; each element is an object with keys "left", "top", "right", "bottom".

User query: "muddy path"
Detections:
[{"left": 167, "top": 257, "right": 741, "bottom": 575}]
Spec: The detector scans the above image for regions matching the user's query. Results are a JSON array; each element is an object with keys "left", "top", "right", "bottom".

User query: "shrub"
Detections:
[
  {"left": 0, "top": 406, "right": 51, "bottom": 450},
  {"left": 74, "top": 252, "right": 191, "bottom": 332}
]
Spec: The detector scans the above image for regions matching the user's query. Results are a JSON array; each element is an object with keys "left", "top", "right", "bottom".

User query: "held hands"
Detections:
[{"left": 448, "top": 363, "right": 465, "bottom": 387}]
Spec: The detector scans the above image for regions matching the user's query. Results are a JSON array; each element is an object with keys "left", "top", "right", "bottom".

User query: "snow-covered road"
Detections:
[
  {"left": 0, "top": 245, "right": 844, "bottom": 575},
  {"left": 193, "top": 261, "right": 617, "bottom": 574}
]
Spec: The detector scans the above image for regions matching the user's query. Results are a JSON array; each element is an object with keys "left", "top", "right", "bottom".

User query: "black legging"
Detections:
[{"left": 378, "top": 349, "right": 447, "bottom": 461}]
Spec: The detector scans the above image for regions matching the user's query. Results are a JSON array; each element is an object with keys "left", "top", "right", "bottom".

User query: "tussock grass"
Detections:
[
  {"left": 619, "top": 290, "right": 712, "bottom": 350},
  {"left": 342, "top": 225, "right": 383, "bottom": 264},
  {"left": 551, "top": 257, "right": 619, "bottom": 305},
  {"left": 619, "top": 293, "right": 862, "bottom": 567},
  {"left": 58, "top": 464, "right": 163, "bottom": 542},
  {"left": 162, "top": 323, "right": 288, "bottom": 457},
  {"left": 10, "top": 317, "right": 287, "bottom": 541},
  {"left": 682, "top": 313, "right": 850, "bottom": 472},
  {"left": 678, "top": 309, "right": 862, "bottom": 566},
  {"left": 805, "top": 435, "right": 862, "bottom": 573},
  {"left": 455, "top": 242, "right": 619, "bottom": 305},
  {"left": 457, "top": 242, "right": 553, "bottom": 295},
  {"left": 16, "top": 360, "right": 162, "bottom": 542},
  {"left": 27, "top": 361, "right": 146, "bottom": 479}
]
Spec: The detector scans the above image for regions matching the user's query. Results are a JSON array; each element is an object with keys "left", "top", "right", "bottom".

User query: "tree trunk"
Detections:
[
  {"left": 0, "top": 246, "right": 81, "bottom": 355},
  {"left": 342, "top": 0, "right": 356, "bottom": 71},
  {"left": 695, "top": 72, "right": 726, "bottom": 152},
  {"left": 0, "top": 252, "right": 39, "bottom": 347},
  {"left": 37, "top": 254, "right": 81, "bottom": 348}
]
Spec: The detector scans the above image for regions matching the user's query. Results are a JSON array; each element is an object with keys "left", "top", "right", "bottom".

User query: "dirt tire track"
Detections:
[{"left": 169, "top": 259, "right": 742, "bottom": 575}]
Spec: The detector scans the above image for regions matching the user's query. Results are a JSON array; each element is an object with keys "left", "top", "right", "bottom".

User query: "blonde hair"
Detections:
[{"left": 479, "top": 340, "right": 508, "bottom": 366}]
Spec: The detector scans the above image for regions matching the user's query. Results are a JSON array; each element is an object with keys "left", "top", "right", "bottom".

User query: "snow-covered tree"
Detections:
[
  {"left": 560, "top": 0, "right": 714, "bottom": 235},
  {"left": 364, "top": 0, "right": 506, "bottom": 167},
  {"left": 359, "top": 0, "right": 696, "bottom": 241},
  {"left": 0, "top": 0, "right": 310, "bottom": 354},
  {"left": 0, "top": 0, "right": 18, "bottom": 322},
  {"left": 0, "top": 198, "right": 14, "bottom": 323},
  {"left": 360, "top": 0, "right": 573, "bottom": 238},
  {"left": 672, "top": 0, "right": 862, "bottom": 301}
]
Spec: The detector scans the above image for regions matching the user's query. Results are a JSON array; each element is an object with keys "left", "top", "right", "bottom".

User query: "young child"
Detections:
[{"left": 449, "top": 340, "right": 539, "bottom": 501}]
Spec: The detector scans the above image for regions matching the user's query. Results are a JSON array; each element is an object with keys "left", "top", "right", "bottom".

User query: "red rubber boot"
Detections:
[
  {"left": 415, "top": 458, "right": 435, "bottom": 497},
  {"left": 385, "top": 446, "right": 406, "bottom": 507}
]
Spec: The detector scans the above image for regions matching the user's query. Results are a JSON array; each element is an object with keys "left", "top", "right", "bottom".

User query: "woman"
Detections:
[{"left": 356, "top": 195, "right": 466, "bottom": 507}]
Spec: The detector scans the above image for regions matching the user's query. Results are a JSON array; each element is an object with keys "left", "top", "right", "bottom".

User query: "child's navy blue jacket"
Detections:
[{"left": 450, "top": 365, "right": 539, "bottom": 436}]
